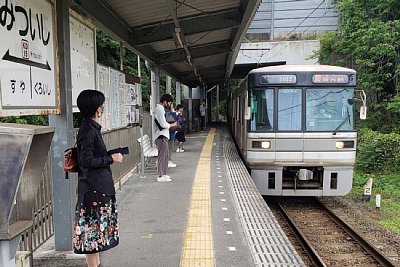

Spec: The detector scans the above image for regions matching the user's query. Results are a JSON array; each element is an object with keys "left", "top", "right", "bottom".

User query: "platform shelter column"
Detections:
[{"left": 48, "top": 0, "right": 76, "bottom": 251}]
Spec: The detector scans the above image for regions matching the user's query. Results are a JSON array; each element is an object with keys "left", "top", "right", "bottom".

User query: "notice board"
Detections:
[{"left": 70, "top": 11, "right": 96, "bottom": 111}]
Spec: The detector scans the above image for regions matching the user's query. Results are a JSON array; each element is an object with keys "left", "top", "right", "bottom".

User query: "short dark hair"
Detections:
[
  {"left": 160, "top": 94, "right": 173, "bottom": 103},
  {"left": 176, "top": 104, "right": 184, "bottom": 110},
  {"left": 77, "top": 89, "right": 105, "bottom": 118}
]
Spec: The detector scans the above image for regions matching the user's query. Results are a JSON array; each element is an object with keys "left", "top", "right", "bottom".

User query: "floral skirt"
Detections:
[{"left": 73, "top": 190, "right": 119, "bottom": 254}]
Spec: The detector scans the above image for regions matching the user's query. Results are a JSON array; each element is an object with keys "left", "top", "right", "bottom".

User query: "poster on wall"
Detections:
[
  {"left": 96, "top": 65, "right": 141, "bottom": 129},
  {"left": 0, "top": 0, "right": 59, "bottom": 116},
  {"left": 126, "top": 83, "right": 139, "bottom": 124},
  {"left": 109, "top": 68, "right": 121, "bottom": 129},
  {"left": 70, "top": 11, "right": 96, "bottom": 111},
  {"left": 119, "top": 73, "right": 126, "bottom": 126},
  {"left": 97, "top": 64, "right": 110, "bottom": 129}
]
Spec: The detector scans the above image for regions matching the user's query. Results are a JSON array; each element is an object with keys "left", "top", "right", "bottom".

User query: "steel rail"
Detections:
[
  {"left": 273, "top": 201, "right": 327, "bottom": 267},
  {"left": 317, "top": 199, "right": 397, "bottom": 267}
]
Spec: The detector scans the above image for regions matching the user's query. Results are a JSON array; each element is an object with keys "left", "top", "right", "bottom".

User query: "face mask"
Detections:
[{"left": 98, "top": 106, "right": 104, "bottom": 118}]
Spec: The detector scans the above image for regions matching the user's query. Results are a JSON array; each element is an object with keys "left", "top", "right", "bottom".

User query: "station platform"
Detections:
[{"left": 34, "top": 125, "right": 304, "bottom": 266}]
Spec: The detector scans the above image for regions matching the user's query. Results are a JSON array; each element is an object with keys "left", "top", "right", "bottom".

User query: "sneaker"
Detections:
[
  {"left": 180, "top": 149, "right": 184, "bottom": 152},
  {"left": 168, "top": 161, "right": 177, "bottom": 168},
  {"left": 176, "top": 148, "right": 181, "bottom": 153},
  {"left": 157, "top": 175, "right": 171, "bottom": 182}
]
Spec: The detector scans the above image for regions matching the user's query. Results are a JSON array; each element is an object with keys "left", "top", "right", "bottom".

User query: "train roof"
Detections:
[{"left": 248, "top": 64, "right": 356, "bottom": 74}]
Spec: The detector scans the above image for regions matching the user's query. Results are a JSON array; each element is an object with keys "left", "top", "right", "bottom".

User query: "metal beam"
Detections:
[
  {"left": 226, "top": 0, "right": 261, "bottom": 78},
  {"left": 71, "top": 0, "right": 154, "bottom": 64},
  {"left": 180, "top": 65, "right": 225, "bottom": 77},
  {"left": 133, "top": 9, "right": 241, "bottom": 46},
  {"left": 158, "top": 41, "right": 231, "bottom": 65}
]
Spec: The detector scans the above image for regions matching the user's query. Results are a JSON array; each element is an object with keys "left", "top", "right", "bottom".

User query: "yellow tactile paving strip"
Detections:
[{"left": 181, "top": 128, "right": 216, "bottom": 267}]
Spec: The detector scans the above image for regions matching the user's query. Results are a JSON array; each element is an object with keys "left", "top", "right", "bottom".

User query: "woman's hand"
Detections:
[{"left": 111, "top": 153, "right": 123, "bottom": 163}]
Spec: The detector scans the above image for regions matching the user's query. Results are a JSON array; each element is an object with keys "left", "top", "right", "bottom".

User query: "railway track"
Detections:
[{"left": 266, "top": 197, "right": 397, "bottom": 267}]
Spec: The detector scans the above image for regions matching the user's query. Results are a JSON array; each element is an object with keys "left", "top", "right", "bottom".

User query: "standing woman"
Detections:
[{"left": 74, "top": 90, "right": 123, "bottom": 267}]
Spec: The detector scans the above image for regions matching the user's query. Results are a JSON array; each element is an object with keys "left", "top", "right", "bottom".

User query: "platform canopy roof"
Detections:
[{"left": 71, "top": 0, "right": 260, "bottom": 87}]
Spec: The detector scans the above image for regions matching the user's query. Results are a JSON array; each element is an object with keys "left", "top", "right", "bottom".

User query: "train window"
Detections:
[
  {"left": 249, "top": 89, "right": 274, "bottom": 131},
  {"left": 306, "top": 88, "right": 355, "bottom": 131},
  {"left": 278, "top": 89, "right": 302, "bottom": 131}
]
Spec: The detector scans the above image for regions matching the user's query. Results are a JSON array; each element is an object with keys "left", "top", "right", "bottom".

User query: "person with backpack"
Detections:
[{"left": 154, "top": 94, "right": 178, "bottom": 182}]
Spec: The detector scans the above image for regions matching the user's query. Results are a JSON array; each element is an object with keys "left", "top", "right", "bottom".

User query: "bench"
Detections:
[{"left": 137, "top": 135, "right": 158, "bottom": 168}]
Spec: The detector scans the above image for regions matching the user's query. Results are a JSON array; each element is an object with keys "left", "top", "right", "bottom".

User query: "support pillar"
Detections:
[
  {"left": 217, "top": 84, "right": 220, "bottom": 122},
  {"left": 175, "top": 81, "right": 181, "bottom": 105},
  {"left": 48, "top": 0, "right": 75, "bottom": 251},
  {"left": 188, "top": 86, "right": 193, "bottom": 132},
  {"left": 137, "top": 55, "right": 145, "bottom": 178},
  {"left": 166, "top": 75, "right": 172, "bottom": 94},
  {"left": 150, "top": 68, "right": 160, "bottom": 141}
]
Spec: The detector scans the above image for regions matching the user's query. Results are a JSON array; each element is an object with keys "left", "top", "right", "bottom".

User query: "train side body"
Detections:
[{"left": 228, "top": 65, "right": 357, "bottom": 196}]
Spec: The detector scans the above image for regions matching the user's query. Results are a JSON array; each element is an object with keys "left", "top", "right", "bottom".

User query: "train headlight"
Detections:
[
  {"left": 336, "top": 141, "right": 345, "bottom": 149},
  {"left": 261, "top": 141, "right": 271, "bottom": 149},
  {"left": 252, "top": 141, "right": 271, "bottom": 149},
  {"left": 336, "top": 141, "right": 354, "bottom": 149}
]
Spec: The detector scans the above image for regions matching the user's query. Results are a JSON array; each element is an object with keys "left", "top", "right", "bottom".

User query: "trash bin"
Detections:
[{"left": 0, "top": 123, "right": 54, "bottom": 267}]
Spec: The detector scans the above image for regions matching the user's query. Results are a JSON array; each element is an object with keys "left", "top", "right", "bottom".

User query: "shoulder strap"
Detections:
[{"left": 154, "top": 118, "right": 163, "bottom": 131}]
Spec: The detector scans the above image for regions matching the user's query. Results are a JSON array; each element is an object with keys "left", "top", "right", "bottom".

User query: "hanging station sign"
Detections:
[{"left": 0, "top": 0, "right": 59, "bottom": 116}]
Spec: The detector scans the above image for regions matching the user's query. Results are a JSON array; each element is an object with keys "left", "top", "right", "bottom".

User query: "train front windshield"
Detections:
[{"left": 249, "top": 88, "right": 355, "bottom": 132}]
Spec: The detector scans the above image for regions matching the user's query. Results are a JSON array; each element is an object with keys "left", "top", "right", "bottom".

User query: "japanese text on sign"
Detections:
[{"left": 0, "top": 0, "right": 57, "bottom": 112}]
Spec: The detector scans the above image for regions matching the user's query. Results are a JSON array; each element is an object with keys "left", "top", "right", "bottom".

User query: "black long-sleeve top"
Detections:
[{"left": 77, "top": 118, "right": 115, "bottom": 195}]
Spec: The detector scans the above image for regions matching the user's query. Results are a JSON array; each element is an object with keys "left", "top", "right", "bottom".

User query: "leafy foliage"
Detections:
[
  {"left": 314, "top": 0, "right": 400, "bottom": 133},
  {"left": 356, "top": 128, "right": 400, "bottom": 173},
  {"left": 0, "top": 116, "right": 48, "bottom": 125},
  {"left": 96, "top": 29, "right": 153, "bottom": 111}
]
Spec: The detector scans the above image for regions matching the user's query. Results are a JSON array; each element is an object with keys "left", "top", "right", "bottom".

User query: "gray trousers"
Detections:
[
  {"left": 168, "top": 139, "right": 174, "bottom": 161},
  {"left": 155, "top": 136, "right": 169, "bottom": 177}
]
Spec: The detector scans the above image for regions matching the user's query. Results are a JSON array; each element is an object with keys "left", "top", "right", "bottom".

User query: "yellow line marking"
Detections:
[{"left": 181, "top": 128, "right": 216, "bottom": 267}]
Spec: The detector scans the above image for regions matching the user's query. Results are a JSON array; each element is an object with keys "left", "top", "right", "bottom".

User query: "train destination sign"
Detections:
[
  {"left": 0, "top": 0, "right": 58, "bottom": 116},
  {"left": 260, "top": 74, "right": 297, "bottom": 84},
  {"left": 312, "top": 74, "right": 349, "bottom": 84}
]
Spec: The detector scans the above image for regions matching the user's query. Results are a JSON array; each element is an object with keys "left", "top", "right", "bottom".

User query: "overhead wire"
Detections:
[
  {"left": 263, "top": 0, "right": 332, "bottom": 62},
  {"left": 242, "top": 0, "right": 331, "bottom": 64}
]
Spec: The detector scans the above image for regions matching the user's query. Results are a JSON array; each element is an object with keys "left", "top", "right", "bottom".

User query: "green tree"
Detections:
[
  {"left": 96, "top": 29, "right": 153, "bottom": 111},
  {"left": 314, "top": 0, "right": 400, "bottom": 133}
]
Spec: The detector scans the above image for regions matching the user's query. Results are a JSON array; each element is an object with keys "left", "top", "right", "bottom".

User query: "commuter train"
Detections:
[{"left": 228, "top": 65, "right": 367, "bottom": 196}]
